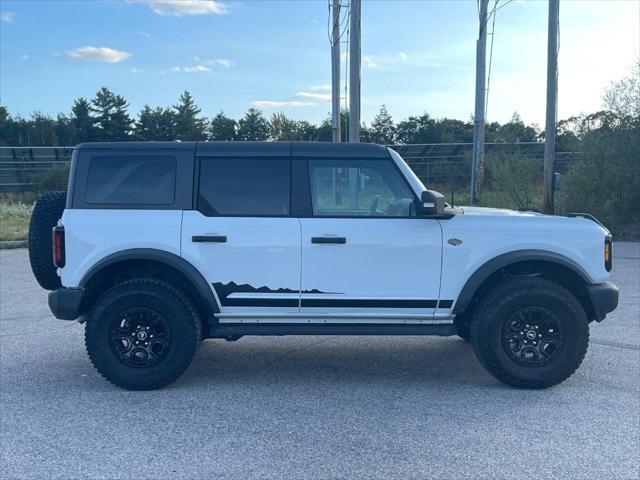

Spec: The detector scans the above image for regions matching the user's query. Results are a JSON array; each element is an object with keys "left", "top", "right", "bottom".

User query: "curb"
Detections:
[{"left": 0, "top": 240, "right": 27, "bottom": 249}]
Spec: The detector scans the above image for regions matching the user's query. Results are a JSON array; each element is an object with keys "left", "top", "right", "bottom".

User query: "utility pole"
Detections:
[
  {"left": 470, "top": 0, "right": 489, "bottom": 204},
  {"left": 543, "top": 0, "right": 559, "bottom": 214},
  {"left": 331, "top": 0, "right": 341, "bottom": 143},
  {"left": 349, "top": 0, "right": 361, "bottom": 142}
]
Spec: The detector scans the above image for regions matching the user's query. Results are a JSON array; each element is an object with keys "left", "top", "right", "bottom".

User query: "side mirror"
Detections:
[{"left": 419, "top": 190, "right": 445, "bottom": 216}]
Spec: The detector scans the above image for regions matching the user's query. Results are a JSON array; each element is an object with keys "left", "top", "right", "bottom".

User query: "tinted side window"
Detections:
[
  {"left": 309, "top": 159, "right": 416, "bottom": 217},
  {"left": 86, "top": 155, "right": 176, "bottom": 205},
  {"left": 198, "top": 158, "right": 291, "bottom": 216}
]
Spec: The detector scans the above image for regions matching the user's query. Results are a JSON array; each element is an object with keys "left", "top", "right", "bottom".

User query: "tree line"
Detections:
[{"left": 0, "top": 87, "right": 547, "bottom": 147}]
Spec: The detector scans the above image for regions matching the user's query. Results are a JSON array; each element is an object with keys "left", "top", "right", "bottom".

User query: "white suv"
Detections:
[{"left": 28, "top": 141, "right": 619, "bottom": 390}]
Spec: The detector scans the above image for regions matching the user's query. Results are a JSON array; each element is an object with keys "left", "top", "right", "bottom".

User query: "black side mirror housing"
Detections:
[{"left": 419, "top": 190, "right": 445, "bottom": 216}]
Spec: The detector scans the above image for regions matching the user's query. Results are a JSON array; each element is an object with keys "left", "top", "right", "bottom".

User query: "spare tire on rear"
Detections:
[{"left": 28, "top": 191, "right": 66, "bottom": 290}]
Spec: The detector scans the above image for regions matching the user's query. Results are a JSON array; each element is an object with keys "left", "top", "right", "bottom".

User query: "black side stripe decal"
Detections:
[
  {"left": 301, "top": 299, "right": 438, "bottom": 308},
  {"left": 212, "top": 282, "right": 454, "bottom": 309}
]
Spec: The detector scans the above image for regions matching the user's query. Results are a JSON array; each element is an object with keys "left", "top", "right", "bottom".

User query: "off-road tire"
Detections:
[
  {"left": 454, "top": 311, "right": 471, "bottom": 342},
  {"left": 85, "top": 278, "right": 202, "bottom": 390},
  {"left": 28, "top": 190, "right": 66, "bottom": 290},
  {"left": 470, "top": 277, "right": 589, "bottom": 389}
]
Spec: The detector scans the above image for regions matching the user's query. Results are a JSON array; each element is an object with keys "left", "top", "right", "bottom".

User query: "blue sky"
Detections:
[{"left": 1, "top": 0, "right": 638, "bottom": 126}]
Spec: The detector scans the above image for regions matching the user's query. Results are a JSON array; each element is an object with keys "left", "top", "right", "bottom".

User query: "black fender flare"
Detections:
[
  {"left": 79, "top": 248, "right": 219, "bottom": 314},
  {"left": 452, "top": 249, "right": 593, "bottom": 314}
]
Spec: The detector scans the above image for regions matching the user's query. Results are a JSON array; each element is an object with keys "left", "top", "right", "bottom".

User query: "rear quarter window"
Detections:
[{"left": 86, "top": 155, "right": 176, "bottom": 205}]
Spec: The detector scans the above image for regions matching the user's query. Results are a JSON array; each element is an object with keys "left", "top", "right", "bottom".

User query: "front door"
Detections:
[
  {"left": 181, "top": 156, "right": 301, "bottom": 317},
  {"left": 299, "top": 157, "right": 442, "bottom": 318}
]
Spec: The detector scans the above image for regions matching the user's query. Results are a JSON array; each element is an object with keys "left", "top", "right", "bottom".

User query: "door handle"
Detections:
[
  {"left": 311, "top": 236, "right": 346, "bottom": 244},
  {"left": 192, "top": 235, "right": 227, "bottom": 243}
]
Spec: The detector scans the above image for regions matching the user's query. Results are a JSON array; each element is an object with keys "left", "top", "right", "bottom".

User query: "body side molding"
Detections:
[{"left": 452, "top": 249, "right": 593, "bottom": 314}]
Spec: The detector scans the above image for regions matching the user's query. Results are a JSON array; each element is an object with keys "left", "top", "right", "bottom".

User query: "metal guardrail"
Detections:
[
  {"left": 0, "top": 143, "right": 583, "bottom": 193},
  {"left": 0, "top": 147, "right": 73, "bottom": 192}
]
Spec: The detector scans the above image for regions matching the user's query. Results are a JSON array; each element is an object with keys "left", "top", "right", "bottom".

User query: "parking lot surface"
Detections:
[{"left": 1, "top": 243, "right": 639, "bottom": 479}]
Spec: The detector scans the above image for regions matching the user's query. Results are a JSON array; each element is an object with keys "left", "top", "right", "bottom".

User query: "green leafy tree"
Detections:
[
  {"left": 31, "top": 112, "right": 58, "bottom": 146},
  {"left": 208, "top": 111, "right": 237, "bottom": 141},
  {"left": 396, "top": 113, "right": 437, "bottom": 144},
  {"left": 603, "top": 60, "right": 640, "bottom": 125},
  {"left": 433, "top": 118, "right": 473, "bottom": 143},
  {"left": 317, "top": 110, "right": 351, "bottom": 142},
  {"left": 369, "top": 105, "right": 396, "bottom": 144},
  {"left": 270, "top": 113, "right": 318, "bottom": 141},
  {"left": 90, "top": 88, "right": 133, "bottom": 141},
  {"left": 237, "top": 108, "right": 270, "bottom": 141},
  {"left": 135, "top": 105, "right": 175, "bottom": 140},
  {"left": 497, "top": 112, "right": 538, "bottom": 143},
  {"left": 0, "top": 105, "right": 14, "bottom": 145},
  {"left": 172, "top": 91, "right": 207, "bottom": 141}
]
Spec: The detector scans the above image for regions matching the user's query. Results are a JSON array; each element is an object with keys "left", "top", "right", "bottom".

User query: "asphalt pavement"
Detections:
[{"left": 1, "top": 243, "right": 638, "bottom": 479}]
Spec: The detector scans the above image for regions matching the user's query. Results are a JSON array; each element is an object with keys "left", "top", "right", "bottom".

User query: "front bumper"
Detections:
[
  {"left": 48, "top": 287, "right": 84, "bottom": 320},
  {"left": 587, "top": 281, "right": 619, "bottom": 322}
]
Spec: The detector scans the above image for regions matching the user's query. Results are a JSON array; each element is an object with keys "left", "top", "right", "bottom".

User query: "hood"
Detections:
[{"left": 460, "top": 206, "right": 544, "bottom": 217}]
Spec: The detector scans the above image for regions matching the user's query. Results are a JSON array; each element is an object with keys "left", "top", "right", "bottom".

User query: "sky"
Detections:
[{"left": 0, "top": 0, "right": 638, "bottom": 126}]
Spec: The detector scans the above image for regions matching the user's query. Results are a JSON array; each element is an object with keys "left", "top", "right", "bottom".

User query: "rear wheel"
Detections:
[
  {"left": 85, "top": 278, "right": 202, "bottom": 390},
  {"left": 470, "top": 277, "right": 589, "bottom": 389}
]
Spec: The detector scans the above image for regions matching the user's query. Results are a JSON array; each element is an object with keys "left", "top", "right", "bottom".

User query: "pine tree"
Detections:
[
  {"left": 135, "top": 105, "right": 175, "bottom": 140},
  {"left": 369, "top": 105, "right": 396, "bottom": 144},
  {"left": 71, "top": 97, "right": 95, "bottom": 143},
  {"left": 55, "top": 113, "right": 75, "bottom": 146},
  {"left": 90, "top": 88, "right": 133, "bottom": 141},
  {"left": 208, "top": 111, "right": 237, "bottom": 141},
  {"left": 172, "top": 91, "right": 207, "bottom": 141},
  {"left": 236, "top": 108, "right": 270, "bottom": 141}
]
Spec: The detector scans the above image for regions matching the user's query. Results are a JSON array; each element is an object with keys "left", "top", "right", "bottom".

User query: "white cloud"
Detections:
[
  {"left": 363, "top": 55, "right": 378, "bottom": 69},
  {"left": 67, "top": 46, "right": 131, "bottom": 63},
  {"left": 130, "top": 67, "right": 144, "bottom": 74},
  {"left": 295, "top": 92, "right": 331, "bottom": 102},
  {"left": 215, "top": 58, "right": 233, "bottom": 68},
  {"left": 1, "top": 12, "right": 15, "bottom": 22},
  {"left": 310, "top": 84, "right": 331, "bottom": 91},
  {"left": 171, "top": 65, "right": 212, "bottom": 73},
  {"left": 397, "top": 52, "right": 408, "bottom": 60},
  {"left": 249, "top": 100, "right": 316, "bottom": 108},
  {"left": 199, "top": 58, "right": 234, "bottom": 68},
  {"left": 129, "top": 0, "right": 228, "bottom": 16}
]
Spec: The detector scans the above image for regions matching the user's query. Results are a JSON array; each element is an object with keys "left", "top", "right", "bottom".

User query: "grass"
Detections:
[{"left": 0, "top": 202, "right": 33, "bottom": 241}]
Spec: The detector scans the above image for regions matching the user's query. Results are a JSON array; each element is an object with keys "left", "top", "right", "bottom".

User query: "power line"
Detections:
[{"left": 485, "top": 0, "right": 499, "bottom": 117}]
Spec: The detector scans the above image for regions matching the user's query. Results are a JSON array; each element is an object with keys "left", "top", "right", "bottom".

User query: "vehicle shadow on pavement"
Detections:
[{"left": 178, "top": 336, "right": 494, "bottom": 389}]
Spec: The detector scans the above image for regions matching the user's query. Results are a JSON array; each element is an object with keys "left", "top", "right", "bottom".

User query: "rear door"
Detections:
[{"left": 181, "top": 151, "right": 301, "bottom": 317}]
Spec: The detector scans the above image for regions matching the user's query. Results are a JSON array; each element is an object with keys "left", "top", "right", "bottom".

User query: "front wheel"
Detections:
[
  {"left": 85, "top": 278, "right": 202, "bottom": 390},
  {"left": 470, "top": 277, "right": 589, "bottom": 389}
]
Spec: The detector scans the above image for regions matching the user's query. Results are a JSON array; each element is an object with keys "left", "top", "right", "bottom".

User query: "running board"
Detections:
[{"left": 208, "top": 322, "right": 457, "bottom": 338}]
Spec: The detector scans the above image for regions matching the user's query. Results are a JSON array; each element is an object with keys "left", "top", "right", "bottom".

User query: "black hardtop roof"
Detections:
[{"left": 75, "top": 141, "right": 390, "bottom": 158}]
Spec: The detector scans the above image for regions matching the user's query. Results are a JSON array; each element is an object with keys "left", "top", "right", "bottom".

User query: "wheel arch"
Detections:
[
  {"left": 452, "top": 250, "right": 596, "bottom": 321},
  {"left": 79, "top": 248, "right": 219, "bottom": 320}
]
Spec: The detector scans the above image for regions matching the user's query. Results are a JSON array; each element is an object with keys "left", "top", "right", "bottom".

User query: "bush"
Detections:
[
  {"left": 557, "top": 125, "right": 640, "bottom": 238},
  {"left": 37, "top": 162, "right": 70, "bottom": 193},
  {"left": 484, "top": 154, "right": 543, "bottom": 210}
]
